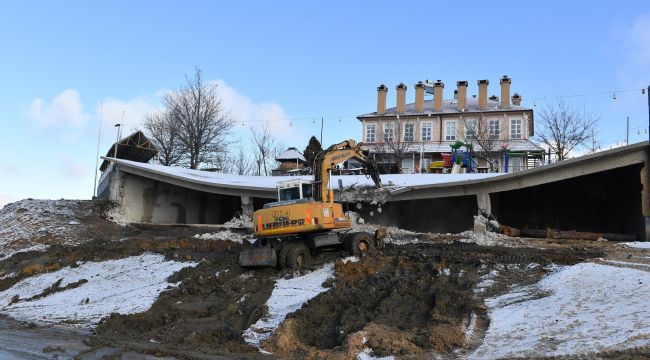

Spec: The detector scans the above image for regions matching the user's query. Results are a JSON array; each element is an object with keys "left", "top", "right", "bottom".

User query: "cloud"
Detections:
[
  {"left": 609, "top": 14, "right": 650, "bottom": 86},
  {"left": 215, "top": 80, "right": 293, "bottom": 138},
  {"left": 59, "top": 156, "right": 87, "bottom": 177},
  {"left": 0, "top": 163, "right": 18, "bottom": 174},
  {"left": 626, "top": 14, "right": 650, "bottom": 65},
  {"left": 0, "top": 194, "right": 14, "bottom": 209},
  {"left": 95, "top": 96, "right": 158, "bottom": 138},
  {"left": 29, "top": 89, "right": 89, "bottom": 128},
  {"left": 26, "top": 81, "right": 292, "bottom": 150}
]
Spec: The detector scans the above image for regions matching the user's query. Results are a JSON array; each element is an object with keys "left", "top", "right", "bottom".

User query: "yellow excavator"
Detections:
[{"left": 239, "top": 139, "right": 385, "bottom": 269}]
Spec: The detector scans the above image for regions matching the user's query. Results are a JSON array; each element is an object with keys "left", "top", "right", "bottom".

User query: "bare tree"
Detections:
[
  {"left": 165, "top": 68, "right": 234, "bottom": 169},
  {"left": 230, "top": 143, "right": 254, "bottom": 175},
  {"left": 250, "top": 123, "right": 284, "bottom": 176},
  {"left": 143, "top": 111, "right": 184, "bottom": 166},
  {"left": 372, "top": 118, "right": 415, "bottom": 173},
  {"left": 536, "top": 99, "right": 599, "bottom": 161},
  {"left": 465, "top": 114, "right": 505, "bottom": 170},
  {"left": 586, "top": 128, "right": 601, "bottom": 155}
]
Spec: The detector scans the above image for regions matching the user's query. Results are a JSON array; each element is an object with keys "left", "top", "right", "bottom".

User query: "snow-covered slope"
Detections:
[
  {"left": 0, "top": 253, "right": 196, "bottom": 327},
  {"left": 472, "top": 262, "right": 650, "bottom": 357}
]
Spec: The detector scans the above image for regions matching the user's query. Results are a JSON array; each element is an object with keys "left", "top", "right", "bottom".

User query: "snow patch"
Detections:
[
  {"left": 341, "top": 256, "right": 359, "bottom": 263},
  {"left": 0, "top": 253, "right": 197, "bottom": 327},
  {"left": 473, "top": 262, "right": 650, "bottom": 357},
  {"left": 357, "top": 348, "right": 395, "bottom": 360},
  {"left": 621, "top": 242, "right": 650, "bottom": 249},
  {"left": 193, "top": 230, "right": 248, "bottom": 243},
  {"left": 243, "top": 264, "right": 334, "bottom": 347}
]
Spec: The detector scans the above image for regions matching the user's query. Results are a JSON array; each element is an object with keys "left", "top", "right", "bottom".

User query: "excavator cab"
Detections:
[{"left": 277, "top": 179, "right": 314, "bottom": 202}]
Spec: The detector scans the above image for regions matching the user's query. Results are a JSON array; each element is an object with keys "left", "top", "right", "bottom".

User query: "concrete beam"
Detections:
[
  {"left": 390, "top": 142, "right": 649, "bottom": 201},
  {"left": 116, "top": 164, "right": 276, "bottom": 199}
]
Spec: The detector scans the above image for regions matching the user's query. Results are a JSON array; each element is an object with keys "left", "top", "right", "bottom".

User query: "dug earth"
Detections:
[{"left": 0, "top": 199, "right": 649, "bottom": 359}]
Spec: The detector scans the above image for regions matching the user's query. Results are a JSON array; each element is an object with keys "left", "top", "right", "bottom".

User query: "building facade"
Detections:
[
  {"left": 271, "top": 147, "right": 308, "bottom": 176},
  {"left": 357, "top": 76, "right": 545, "bottom": 173}
]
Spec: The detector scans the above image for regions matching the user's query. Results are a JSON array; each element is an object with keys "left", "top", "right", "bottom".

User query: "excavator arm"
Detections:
[{"left": 312, "top": 140, "right": 381, "bottom": 202}]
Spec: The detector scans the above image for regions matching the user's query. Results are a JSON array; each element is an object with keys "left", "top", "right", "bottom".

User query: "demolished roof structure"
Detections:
[{"left": 100, "top": 131, "right": 158, "bottom": 172}]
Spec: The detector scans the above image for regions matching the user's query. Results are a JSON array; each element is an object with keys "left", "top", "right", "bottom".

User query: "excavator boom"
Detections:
[{"left": 312, "top": 140, "right": 381, "bottom": 202}]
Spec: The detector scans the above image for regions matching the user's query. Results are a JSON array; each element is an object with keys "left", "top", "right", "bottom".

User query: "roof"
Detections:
[
  {"left": 100, "top": 131, "right": 158, "bottom": 172},
  {"left": 275, "top": 148, "right": 307, "bottom": 162},
  {"left": 363, "top": 139, "right": 545, "bottom": 154},
  {"left": 101, "top": 141, "right": 650, "bottom": 201},
  {"left": 101, "top": 157, "right": 502, "bottom": 199},
  {"left": 357, "top": 98, "right": 531, "bottom": 119}
]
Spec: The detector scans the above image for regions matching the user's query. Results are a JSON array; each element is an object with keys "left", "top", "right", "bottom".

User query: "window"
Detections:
[
  {"left": 444, "top": 121, "right": 457, "bottom": 141},
  {"left": 464, "top": 119, "right": 477, "bottom": 140},
  {"left": 489, "top": 119, "right": 500, "bottom": 139},
  {"left": 510, "top": 119, "right": 522, "bottom": 139},
  {"left": 404, "top": 123, "right": 415, "bottom": 142},
  {"left": 421, "top": 122, "right": 432, "bottom": 142},
  {"left": 383, "top": 123, "right": 394, "bottom": 142},
  {"left": 365, "top": 124, "right": 376, "bottom": 143}
]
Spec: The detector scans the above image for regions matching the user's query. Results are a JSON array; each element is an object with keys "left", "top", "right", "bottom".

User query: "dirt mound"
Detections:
[
  {"left": 263, "top": 242, "right": 603, "bottom": 359},
  {"left": 264, "top": 251, "right": 477, "bottom": 359},
  {"left": 0, "top": 199, "right": 129, "bottom": 260}
]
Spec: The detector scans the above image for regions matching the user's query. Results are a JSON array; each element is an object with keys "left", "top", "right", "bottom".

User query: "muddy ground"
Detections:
[{"left": 1, "top": 200, "right": 649, "bottom": 359}]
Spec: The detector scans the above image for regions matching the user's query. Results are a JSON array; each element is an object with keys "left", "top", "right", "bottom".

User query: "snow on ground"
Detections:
[
  {"left": 357, "top": 348, "right": 395, "bottom": 360},
  {"left": 243, "top": 264, "right": 335, "bottom": 348},
  {"left": 472, "top": 262, "right": 650, "bottom": 358},
  {"left": 0, "top": 253, "right": 196, "bottom": 327},
  {"left": 621, "top": 242, "right": 650, "bottom": 249},
  {"left": 193, "top": 230, "right": 250, "bottom": 243}
]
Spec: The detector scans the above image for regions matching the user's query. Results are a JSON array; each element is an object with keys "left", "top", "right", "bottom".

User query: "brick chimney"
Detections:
[
  {"left": 396, "top": 83, "right": 407, "bottom": 113},
  {"left": 415, "top": 81, "right": 425, "bottom": 112},
  {"left": 500, "top": 75, "right": 511, "bottom": 109},
  {"left": 376, "top": 84, "right": 388, "bottom": 114},
  {"left": 433, "top": 80, "right": 444, "bottom": 112},
  {"left": 477, "top": 79, "right": 489, "bottom": 110},
  {"left": 512, "top": 93, "right": 522, "bottom": 106},
  {"left": 457, "top": 80, "right": 468, "bottom": 111}
]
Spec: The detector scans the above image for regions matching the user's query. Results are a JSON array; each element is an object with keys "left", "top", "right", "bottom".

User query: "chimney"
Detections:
[
  {"left": 433, "top": 80, "right": 444, "bottom": 111},
  {"left": 415, "top": 81, "right": 425, "bottom": 112},
  {"left": 396, "top": 83, "right": 407, "bottom": 113},
  {"left": 477, "top": 79, "right": 489, "bottom": 110},
  {"left": 512, "top": 93, "right": 522, "bottom": 106},
  {"left": 457, "top": 80, "right": 468, "bottom": 111},
  {"left": 500, "top": 75, "right": 511, "bottom": 109},
  {"left": 377, "top": 84, "right": 388, "bottom": 114}
]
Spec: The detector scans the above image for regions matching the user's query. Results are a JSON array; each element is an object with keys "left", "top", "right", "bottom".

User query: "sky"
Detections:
[{"left": 0, "top": 1, "right": 649, "bottom": 206}]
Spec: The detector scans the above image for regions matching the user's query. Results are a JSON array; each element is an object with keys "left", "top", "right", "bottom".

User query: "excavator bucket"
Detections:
[{"left": 239, "top": 245, "right": 277, "bottom": 267}]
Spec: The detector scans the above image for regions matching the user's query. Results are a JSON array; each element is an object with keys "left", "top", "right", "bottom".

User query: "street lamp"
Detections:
[{"left": 114, "top": 123, "right": 122, "bottom": 158}]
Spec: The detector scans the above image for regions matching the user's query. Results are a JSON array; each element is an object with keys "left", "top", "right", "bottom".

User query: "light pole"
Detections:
[
  {"left": 114, "top": 123, "right": 122, "bottom": 158},
  {"left": 92, "top": 103, "right": 103, "bottom": 199},
  {"left": 627, "top": 116, "right": 630, "bottom": 146}
]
